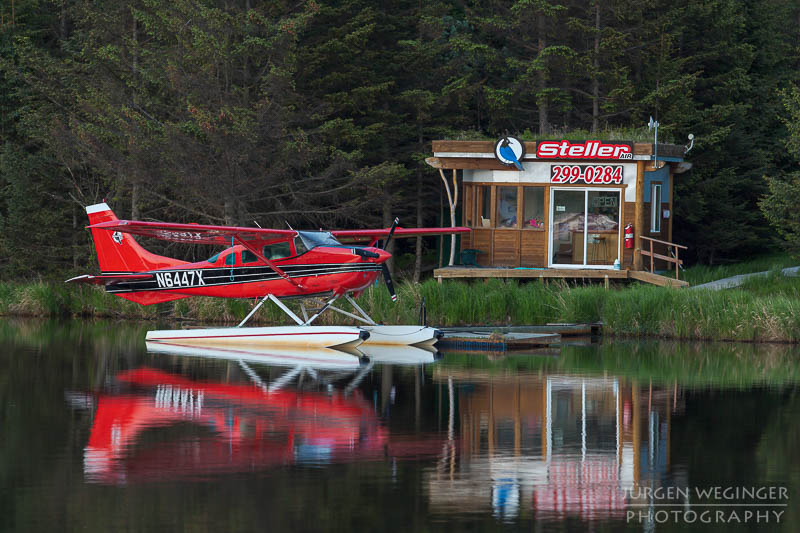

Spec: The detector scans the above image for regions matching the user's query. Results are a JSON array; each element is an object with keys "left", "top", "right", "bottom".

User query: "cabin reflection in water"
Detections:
[{"left": 428, "top": 369, "right": 685, "bottom": 521}]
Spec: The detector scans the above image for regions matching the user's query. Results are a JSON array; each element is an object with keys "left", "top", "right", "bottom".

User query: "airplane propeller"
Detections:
[
  {"left": 382, "top": 217, "right": 400, "bottom": 251},
  {"left": 350, "top": 218, "right": 399, "bottom": 302},
  {"left": 379, "top": 218, "right": 400, "bottom": 302}
]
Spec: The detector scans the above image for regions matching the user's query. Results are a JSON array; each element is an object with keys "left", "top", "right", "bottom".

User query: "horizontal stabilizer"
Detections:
[{"left": 66, "top": 274, "right": 154, "bottom": 286}]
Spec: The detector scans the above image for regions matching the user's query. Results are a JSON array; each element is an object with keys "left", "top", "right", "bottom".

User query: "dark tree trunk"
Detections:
[
  {"left": 592, "top": 1, "right": 600, "bottom": 133},
  {"left": 537, "top": 13, "right": 549, "bottom": 134},
  {"left": 414, "top": 169, "right": 423, "bottom": 283}
]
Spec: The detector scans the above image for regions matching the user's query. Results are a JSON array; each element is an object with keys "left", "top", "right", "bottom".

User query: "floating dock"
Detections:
[
  {"left": 435, "top": 323, "right": 602, "bottom": 352},
  {"left": 437, "top": 331, "right": 560, "bottom": 352},
  {"left": 439, "top": 323, "right": 602, "bottom": 338}
]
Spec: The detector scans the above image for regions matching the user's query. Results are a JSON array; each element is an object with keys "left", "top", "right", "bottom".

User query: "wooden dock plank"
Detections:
[
  {"left": 439, "top": 324, "right": 599, "bottom": 337},
  {"left": 434, "top": 266, "right": 688, "bottom": 287},
  {"left": 434, "top": 267, "right": 629, "bottom": 279}
]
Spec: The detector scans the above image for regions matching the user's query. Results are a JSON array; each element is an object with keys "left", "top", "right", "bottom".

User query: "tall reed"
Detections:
[{"left": 2, "top": 278, "right": 798, "bottom": 342}]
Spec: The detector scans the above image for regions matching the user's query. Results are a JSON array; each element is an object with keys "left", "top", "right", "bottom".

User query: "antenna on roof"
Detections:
[
  {"left": 285, "top": 221, "right": 294, "bottom": 231},
  {"left": 253, "top": 220, "right": 262, "bottom": 228},
  {"left": 648, "top": 116, "right": 660, "bottom": 169}
]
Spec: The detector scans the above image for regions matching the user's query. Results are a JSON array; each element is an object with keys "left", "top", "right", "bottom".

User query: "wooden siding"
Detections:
[
  {"left": 622, "top": 201, "right": 635, "bottom": 268},
  {"left": 521, "top": 231, "right": 547, "bottom": 267},
  {"left": 471, "top": 229, "right": 493, "bottom": 266},
  {"left": 461, "top": 229, "right": 473, "bottom": 250},
  {"left": 493, "top": 230, "right": 521, "bottom": 267}
]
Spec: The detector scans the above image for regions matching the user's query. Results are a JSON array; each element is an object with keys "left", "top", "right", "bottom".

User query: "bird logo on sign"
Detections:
[{"left": 495, "top": 136, "right": 525, "bottom": 171}]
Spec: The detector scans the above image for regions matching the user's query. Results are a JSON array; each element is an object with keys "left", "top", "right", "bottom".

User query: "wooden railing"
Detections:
[{"left": 640, "top": 236, "right": 688, "bottom": 280}]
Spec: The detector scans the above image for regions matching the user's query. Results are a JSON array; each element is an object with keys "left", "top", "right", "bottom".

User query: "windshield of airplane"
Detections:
[{"left": 297, "top": 231, "right": 342, "bottom": 250}]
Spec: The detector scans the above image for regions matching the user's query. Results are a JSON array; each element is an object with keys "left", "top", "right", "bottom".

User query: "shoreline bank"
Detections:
[{"left": 2, "top": 278, "right": 798, "bottom": 344}]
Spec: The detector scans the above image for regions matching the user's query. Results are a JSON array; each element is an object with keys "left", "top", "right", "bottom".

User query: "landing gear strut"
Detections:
[{"left": 238, "top": 293, "right": 378, "bottom": 328}]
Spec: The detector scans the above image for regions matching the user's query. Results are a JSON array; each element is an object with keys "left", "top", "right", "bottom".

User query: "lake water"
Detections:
[{"left": 1, "top": 319, "right": 799, "bottom": 532}]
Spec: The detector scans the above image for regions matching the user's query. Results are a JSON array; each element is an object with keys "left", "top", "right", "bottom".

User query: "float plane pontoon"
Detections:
[{"left": 69, "top": 203, "right": 468, "bottom": 351}]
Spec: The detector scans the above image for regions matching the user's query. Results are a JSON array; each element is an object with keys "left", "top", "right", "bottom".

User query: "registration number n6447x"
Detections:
[{"left": 551, "top": 165, "right": 623, "bottom": 185}]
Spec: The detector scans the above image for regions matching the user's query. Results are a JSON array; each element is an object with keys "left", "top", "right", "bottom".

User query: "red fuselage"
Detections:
[{"left": 107, "top": 243, "right": 390, "bottom": 305}]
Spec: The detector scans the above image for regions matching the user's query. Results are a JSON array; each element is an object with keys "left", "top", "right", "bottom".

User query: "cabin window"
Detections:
[
  {"left": 496, "top": 186, "right": 518, "bottom": 228},
  {"left": 263, "top": 242, "right": 291, "bottom": 260},
  {"left": 651, "top": 183, "right": 662, "bottom": 233},
  {"left": 294, "top": 237, "right": 308, "bottom": 255},
  {"left": 523, "top": 187, "right": 545, "bottom": 229},
  {"left": 476, "top": 186, "right": 491, "bottom": 227},
  {"left": 224, "top": 253, "right": 237, "bottom": 266},
  {"left": 241, "top": 250, "right": 259, "bottom": 264}
]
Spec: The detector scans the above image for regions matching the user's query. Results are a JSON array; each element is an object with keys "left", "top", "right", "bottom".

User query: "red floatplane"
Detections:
[{"left": 68, "top": 203, "right": 468, "bottom": 351}]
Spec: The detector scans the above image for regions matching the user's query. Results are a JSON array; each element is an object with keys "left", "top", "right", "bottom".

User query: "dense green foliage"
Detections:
[
  {"left": 761, "top": 86, "right": 800, "bottom": 259},
  {"left": 1, "top": 0, "right": 799, "bottom": 279}
]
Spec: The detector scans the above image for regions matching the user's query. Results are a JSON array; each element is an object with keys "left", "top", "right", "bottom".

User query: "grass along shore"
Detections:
[{"left": 2, "top": 267, "right": 799, "bottom": 343}]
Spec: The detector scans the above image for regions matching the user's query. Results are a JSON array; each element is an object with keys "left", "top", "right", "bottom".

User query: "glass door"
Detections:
[
  {"left": 550, "top": 189, "right": 621, "bottom": 268},
  {"left": 587, "top": 190, "right": 620, "bottom": 266},
  {"left": 550, "top": 189, "right": 586, "bottom": 266}
]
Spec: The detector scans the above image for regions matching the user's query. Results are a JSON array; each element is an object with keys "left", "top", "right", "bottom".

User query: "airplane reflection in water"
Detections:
[
  {"left": 82, "top": 344, "right": 445, "bottom": 484},
  {"left": 79, "top": 342, "right": 687, "bottom": 521},
  {"left": 427, "top": 368, "right": 686, "bottom": 522}
]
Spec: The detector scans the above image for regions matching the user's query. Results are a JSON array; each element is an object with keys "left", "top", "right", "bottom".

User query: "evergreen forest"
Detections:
[{"left": 1, "top": 0, "right": 799, "bottom": 280}]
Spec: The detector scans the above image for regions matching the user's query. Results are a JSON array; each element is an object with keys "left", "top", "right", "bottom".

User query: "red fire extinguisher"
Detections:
[{"left": 624, "top": 224, "right": 634, "bottom": 249}]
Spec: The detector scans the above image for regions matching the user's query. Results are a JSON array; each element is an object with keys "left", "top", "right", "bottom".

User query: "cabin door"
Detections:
[{"left": 549, "top": 188, "right": 621, "bottom": 268}]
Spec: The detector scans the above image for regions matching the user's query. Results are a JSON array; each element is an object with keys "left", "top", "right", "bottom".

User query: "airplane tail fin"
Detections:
[{"left": 86, "top": 203, "right": 185, "bottom": 273}]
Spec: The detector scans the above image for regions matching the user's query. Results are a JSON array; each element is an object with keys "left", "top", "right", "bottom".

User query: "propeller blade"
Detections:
[
  {"left": 382, "top": 217, "right": 400, "bottom": 250},
  {"left": 381, "top": 263, "right": 397, "bottom": 302}
]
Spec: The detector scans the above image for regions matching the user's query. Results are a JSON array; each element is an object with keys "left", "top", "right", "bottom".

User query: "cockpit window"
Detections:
[
  {"left": 207, "top": 252, "right": 221, "bottom": 264},
  {"left": 263, "top": 242, "right": 291, "bottom": 260},
  {"left": 294, "top": 236, "right": 308, "bottom": 256},
  {"left": 298, "top": 231, "right": 341, "bottom": 250},
  {"left": 224, "top": 253, "right": 237, "bottom": 266}
]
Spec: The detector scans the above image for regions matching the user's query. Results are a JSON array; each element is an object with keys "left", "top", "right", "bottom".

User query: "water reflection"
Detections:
[
  {"left": 427, "top": 368, "right": 685, "bottom": 522},
  {"left": 81, "top": 340, "right": 693, "bottom": 523},
  {"left": 3, "top": 320, "right": 799, "bottom": 532},
  {"left": 83, "top": 367, "right": 390, "bottom": 484},
  {"left": 81, "top": 341, "right": 448, "bottom": 485}
]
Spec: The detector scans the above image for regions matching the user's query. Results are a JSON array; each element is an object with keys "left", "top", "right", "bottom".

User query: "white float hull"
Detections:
[
  {"left": 358, "top": 325, "right": 442, "bottom": 348},
  {"left": 146, "top": 326, "right": 367, "bottom": 351},
  {"left": 145, "top": 341, "right": 361, "bottom": 369},
  {"left": 357, "top": 344, "right": 440, "bottom": 365}
]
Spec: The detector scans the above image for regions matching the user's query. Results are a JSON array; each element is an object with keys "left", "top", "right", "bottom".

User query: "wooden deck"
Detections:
[{"left": 433, "top": 266, "right": 689, "bottom": 288}]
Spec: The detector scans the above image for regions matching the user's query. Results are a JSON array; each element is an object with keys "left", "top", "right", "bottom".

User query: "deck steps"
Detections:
[{"left": 628, "top": 270, "right": 689, "bottom": 288}]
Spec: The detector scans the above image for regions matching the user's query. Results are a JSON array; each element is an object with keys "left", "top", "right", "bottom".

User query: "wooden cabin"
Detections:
[{"left": 427, "top": 138, "right": 691, "bottom": 286}]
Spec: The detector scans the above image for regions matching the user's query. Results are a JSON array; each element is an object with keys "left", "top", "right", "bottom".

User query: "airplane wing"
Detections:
[
  {"left": 88, "top": 220, "right": 296, "bottom": 246},
  {"left": 88, "top": 220, "right": 303, "bottom": 288},
  {"left": 332, "top": 226, "right": 470, "bottom": 243}
]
